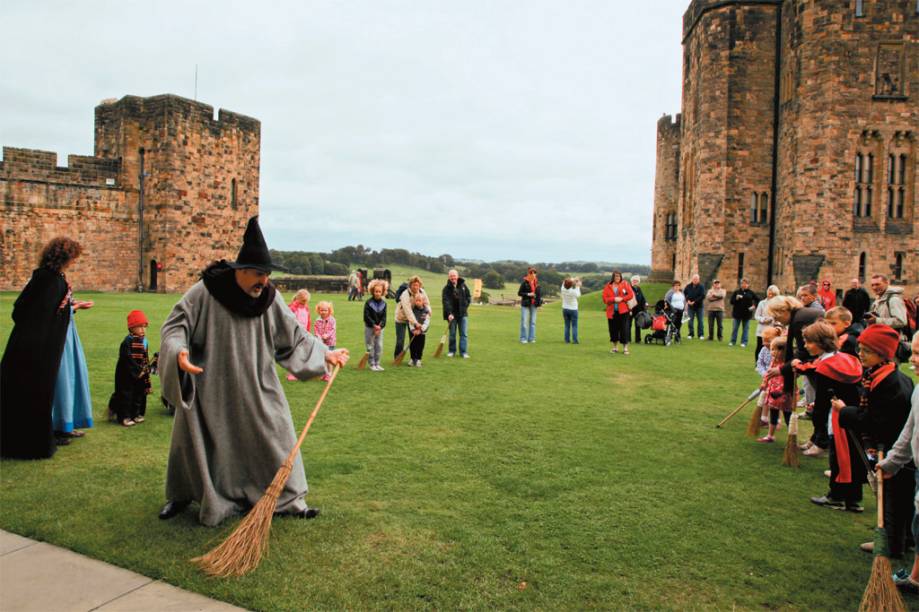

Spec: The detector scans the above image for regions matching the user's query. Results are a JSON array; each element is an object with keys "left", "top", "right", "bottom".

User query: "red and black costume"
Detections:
[{"left": 108, "top": 334, "right": 153, "bottom": 423}]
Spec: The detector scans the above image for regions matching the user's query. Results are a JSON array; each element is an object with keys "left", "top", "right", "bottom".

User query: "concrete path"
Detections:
[{"left": 0, "top": 530, "right": 245, "bottom": 612}]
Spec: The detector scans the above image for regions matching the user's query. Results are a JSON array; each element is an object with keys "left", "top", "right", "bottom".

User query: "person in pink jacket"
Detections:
[
  {"left": 313, "top": 301, "right": 337, "bottom": 382},
  {"left": 287, "top": 289, "right": 312, "bottom": 381}
]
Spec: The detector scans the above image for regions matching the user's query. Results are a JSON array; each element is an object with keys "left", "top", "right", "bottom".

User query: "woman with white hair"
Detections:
[
  {"left": 630, "top": 275, "right": 647, "bottom": 343},
  {"left": 753, "top": 285, "right": 780, "bottom": 364}
]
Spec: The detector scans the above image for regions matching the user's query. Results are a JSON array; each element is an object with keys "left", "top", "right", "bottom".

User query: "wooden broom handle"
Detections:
[
  {"left": 877, "top": 450, "right": 885, "bottom": 529},
  {"left": 286, "top": 364, "right": 341, "bottom": 462}
]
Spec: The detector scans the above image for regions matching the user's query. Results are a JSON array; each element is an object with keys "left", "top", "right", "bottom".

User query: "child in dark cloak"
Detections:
[{"left": 108, "top": 310, "right": 155, "bottom": 427}]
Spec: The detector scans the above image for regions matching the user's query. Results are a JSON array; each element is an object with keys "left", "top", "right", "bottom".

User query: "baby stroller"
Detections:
[{"left": 644, "top": 300, "right": 680, "bottom": 346}]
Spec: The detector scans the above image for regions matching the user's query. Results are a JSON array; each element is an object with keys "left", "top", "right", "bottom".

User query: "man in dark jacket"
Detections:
[
  {"left": 684, "top": 274, "right": 706, "bottom": 339},
  {"left": 838, "top": 325, "right": 915, "bottom": 556},
  {"left": 729, "top": 278, "right": 758, "bottom": 347},
  {"left": 442, "top": 269, "right": 472, "bottom": 357},
  {"left": 843, "top": 278, "right": 871, "bottom": 324}
]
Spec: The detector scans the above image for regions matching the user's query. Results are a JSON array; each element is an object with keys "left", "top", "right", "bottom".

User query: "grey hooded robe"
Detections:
[{"left": 160, "top": 282, "right": 328, "bottom": 526}]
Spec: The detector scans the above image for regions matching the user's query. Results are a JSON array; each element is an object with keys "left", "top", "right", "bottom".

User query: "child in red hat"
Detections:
[{"left": 107, "top": 310, "right": 155, "bottom": 427}]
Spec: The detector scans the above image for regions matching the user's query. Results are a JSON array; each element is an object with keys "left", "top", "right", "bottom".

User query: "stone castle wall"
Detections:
[
  {"left": 652, "top": 0, "right": 918, "bottom": 295},
  {"left": 0, "top": 95, "right": 260, "bottom": 292},
  {"left": 649, "top": 114, "right": 680, "bottom": 280}
]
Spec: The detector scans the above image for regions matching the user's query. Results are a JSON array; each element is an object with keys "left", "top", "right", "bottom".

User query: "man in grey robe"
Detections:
[{"left": 158, "top": 217, "right": 349, "bottom": 526}]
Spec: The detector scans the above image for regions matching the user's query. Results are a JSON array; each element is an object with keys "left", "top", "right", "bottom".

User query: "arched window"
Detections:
[
  {"left": 888, "top": 152, "right": 910, "bottom": 219},
  {"left": 231, "top": 178, "right": 238, "bottom": 210},
  {"left": 894, "top": 253, "right": 904, "bottom": 281},
  {"left": 855, "top": 0, "right": 864, "bottom": 16},
  {"left": 854, "top": 153, "right": 870, "bottom": 217},
  {"left": 858, "top": 252, "right": 867, "bottom": 282},
  {"left": 759, "top": 192, "right": 769, "bottom": 224},
  {"left": 737, "top": 253, "right": 745, "bottom": 284},
  {"left": 751, "top": 193, "right": 759, "bottom": 224}
]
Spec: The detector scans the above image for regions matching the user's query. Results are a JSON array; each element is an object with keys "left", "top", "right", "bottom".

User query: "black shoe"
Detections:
[
  {"left": 846, "top": 503, "right": 864, "bottom": 513},
  {"left": 158, "top": 500, "right": 190, "bottom": 520},
  {"left": 54, "top": 436, "right": 72, "bottom": 446},
  {"left": 810, "top": 496, "right": 845, "bottom": 510},
  {"left": 277, "top": 507, "right": 320, "bottom": 519}
]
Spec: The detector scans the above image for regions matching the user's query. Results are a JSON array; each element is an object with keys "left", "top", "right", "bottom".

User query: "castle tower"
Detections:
[
  {"left": 773, "top": 0, "right": 918, "bottom": 291},
  {"left": 673, "top": 0, "right": 781, "bottom": 289},
  {"left": 649, "top": 114, "right": 680, "bottom": 282},
  {"left": 95, "top": 95, "right": 260, "bottom": 291}
]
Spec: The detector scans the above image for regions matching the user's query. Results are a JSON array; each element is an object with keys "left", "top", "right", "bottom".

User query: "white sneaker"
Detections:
[
  {"left": 376, "top": 364, "right": 385, "bottom": 371},
  {"left": 462, "top": 353, "right": 470, "bottom": 359},
  {"left": 741, "top": 343, "right": 747, "bottom": 348},
  {"left": 699, "top": 335, "right": 705, "bottom": 340},
  {"left": 529, "top": 340, "right": 536, "bottom": 344},
  {"left": 415, "top": 360, "right": 422, "bottom": 368},
  {"left": 520, "top": 340, "right": 527, "bottom": 344},
  {"left": 728, "top": 343, "right": 734, "bottom": 346},
  {"left": 448, "top": 352, "right": 456, "bottom": 357},
  {"left": 407, "top": 360, "right": 415, "bottom": 367}
]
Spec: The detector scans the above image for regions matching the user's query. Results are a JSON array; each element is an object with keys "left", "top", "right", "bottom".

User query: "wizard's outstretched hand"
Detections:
[
  {"left": 178, "top": 349, "right": 204, "bottom": 375},
  {"left": 325, "top": 348, "right": 350, "bottom": 368}
]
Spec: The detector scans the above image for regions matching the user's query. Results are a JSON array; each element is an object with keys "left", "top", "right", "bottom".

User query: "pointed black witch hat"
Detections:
[{"left": 228, "top": 216, "right": 287, "bottom": 272}]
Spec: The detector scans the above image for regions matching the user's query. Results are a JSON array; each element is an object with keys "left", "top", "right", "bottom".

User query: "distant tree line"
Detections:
[{"left": 269, "top": 246, "right": 649, "bottom": 297}]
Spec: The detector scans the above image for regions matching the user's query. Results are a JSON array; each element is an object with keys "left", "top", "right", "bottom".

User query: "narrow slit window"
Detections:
[{"left": 858, "top": 252, "right": 866, "bottom": 282}]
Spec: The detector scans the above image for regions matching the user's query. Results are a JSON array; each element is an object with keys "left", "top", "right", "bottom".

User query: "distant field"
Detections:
[{"left": 1, "top": 289, "right": 911, "bottom": 610}]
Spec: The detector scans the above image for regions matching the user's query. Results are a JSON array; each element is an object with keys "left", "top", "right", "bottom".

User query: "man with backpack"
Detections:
[{"left": 867, "top": 273, "right": 912, "bottom": 362}]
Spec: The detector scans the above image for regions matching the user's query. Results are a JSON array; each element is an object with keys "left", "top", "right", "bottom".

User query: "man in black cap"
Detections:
[{"left": 157, "top": 216, "right": 349, "bottom": 526}]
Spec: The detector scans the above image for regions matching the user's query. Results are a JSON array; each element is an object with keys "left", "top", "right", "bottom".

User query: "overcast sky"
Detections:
[{"left": 1, "top": 1, "right": 684, "bottom": 264}]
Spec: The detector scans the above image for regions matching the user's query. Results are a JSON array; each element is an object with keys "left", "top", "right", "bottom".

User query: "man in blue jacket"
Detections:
[{"left": 684, "top": 274, "right": 706, "bottom": 339}]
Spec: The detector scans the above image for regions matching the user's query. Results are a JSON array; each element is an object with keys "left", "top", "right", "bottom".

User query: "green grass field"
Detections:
[{"left": 1, "top": 288, "right": 916, "bottom": 610}]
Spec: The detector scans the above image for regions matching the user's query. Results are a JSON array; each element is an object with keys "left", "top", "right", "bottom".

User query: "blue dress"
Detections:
[{"left": 51, "top": 308, "right": 93, "bottom": 433}]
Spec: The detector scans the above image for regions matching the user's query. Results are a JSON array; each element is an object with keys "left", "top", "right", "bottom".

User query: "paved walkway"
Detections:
[{"left": 0, "top": 530, "right": 245, "bottom": 611}]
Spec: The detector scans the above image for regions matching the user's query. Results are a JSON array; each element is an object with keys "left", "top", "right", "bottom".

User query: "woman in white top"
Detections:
[
  {"left": 753, "top": 285, "right": 780, "bottom": 365},
  {"left": 560, "top": 278, "right": 582, "bottom": 344}
]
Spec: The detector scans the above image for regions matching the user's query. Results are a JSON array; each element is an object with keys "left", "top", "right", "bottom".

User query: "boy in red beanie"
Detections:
[
  {"left": 837, "top": 324, "right": 915, "bottom": 557},
  {"left": 107, "top": 310, "right": 155, "bottom": 427}
]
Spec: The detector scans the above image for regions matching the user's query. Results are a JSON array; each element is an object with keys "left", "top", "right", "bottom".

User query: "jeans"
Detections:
[
  {"left": 394, "top": 322, "right": 409, "bottom": 357},
  {"left": 449, "top": 316, "right": 469, "bottom": 354},
  {"left": 730, "top": 318, "right": 750, "bottom": 345},
  {"left": 364, "top": 327, "right": 383, "bottom": 366},
  {"left": 563, "top": 308, "right": 579, "bottom": 343},
  {"left": 686, "top": 305, "right": 704, "bottom": 337},
  {"left": 520, "top": 305, "right": 537, "bottom": 342},
  {"left": 707, "top": 311, "right": 724, "bottom": 340}
]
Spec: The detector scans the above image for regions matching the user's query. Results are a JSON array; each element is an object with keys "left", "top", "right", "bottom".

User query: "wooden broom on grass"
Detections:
[
  {"left": 859, "top": 451, "right": 906, "bottom": 612},
  {"left": 715, "top": 389, "right": 761, "bottom": 428},
  {"left": 746, "top": 395, "right": 765, "bottom": 437},
  {"left": 192, "top": 364, "right": 342, "bottom": 577},
  {"left": 357, "top": 351, "right": 370, "bottom": 369},
  {"left": 433, "top": 323, "right": 450, "bottom": 358},
  {"left": 393, "top": 332, "right": 419, "bottom": 366}
]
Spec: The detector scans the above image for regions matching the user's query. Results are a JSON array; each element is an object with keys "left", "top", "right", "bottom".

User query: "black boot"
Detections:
[{"left": 158, "top": 500, "right": 190, "bottom": 520}]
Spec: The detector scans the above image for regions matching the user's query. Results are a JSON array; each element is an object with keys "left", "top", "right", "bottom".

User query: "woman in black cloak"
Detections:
[{"left": 1, "top": 237, "right": 87, "bottom": 459}]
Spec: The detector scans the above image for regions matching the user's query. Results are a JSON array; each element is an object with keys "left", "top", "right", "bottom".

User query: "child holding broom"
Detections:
[
  {"left": 758, "top": 336, "right": 792, "bottom": 443},
  {"left": 755, "top": 326, "right": 783, "bottom": 425},
  {"left": 313, "top": 301, "right": 337, "bottom": 381},
  {"left": 408, "top": 292, "right": 431, "bottom": 367},
  {"left": 363, "top": 280, "right": 388, "bottom": 372}
]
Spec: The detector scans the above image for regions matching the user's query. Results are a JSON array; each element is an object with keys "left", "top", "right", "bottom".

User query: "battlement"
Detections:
[
  {"left": 682, "top": 0, "right": 781, "bottom": 42},
  {"left": 0, "top": 146, "right": 121, "bottom": 187},
  {"left": 657, "top": 113, "right": 682, "bottom": 133},
  {"left": 95, "top": 94, "right": 260, "bottom": 135}
]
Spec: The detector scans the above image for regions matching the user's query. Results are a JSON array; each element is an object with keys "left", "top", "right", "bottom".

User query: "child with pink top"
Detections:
[
  {"left": 287, "top": 289, "right": 311, "bottom": 381},
  {"left": 313, "top": 301, "right": 337, "bottom": 381}
]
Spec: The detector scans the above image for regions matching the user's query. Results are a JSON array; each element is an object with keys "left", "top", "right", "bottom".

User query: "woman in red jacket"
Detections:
[{"left": 602, "top": 271, "right": 635, "bottom": 355}]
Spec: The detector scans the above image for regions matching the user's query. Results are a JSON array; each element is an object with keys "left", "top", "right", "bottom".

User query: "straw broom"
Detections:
[
  {"left": 859, "top": 451, "right": 906, "bottom": 612},
  {"left": 715, "top": 389, "right": 761, "bottom": 428},
  {"left": 433, "top": 323, "right": 450, "bottom": 358},
  {"left": 356, "top": 352, "right": 369, "bottom": 370},
  {"left": 393, "top": 332, "right": 418, "bottom": 366},
  {"left": 782, "top": 377, "right": 799, "bottom": 467},
  {"left": 192, "top": 364, "right": 342, "bottom": 577},
  {"left": 746, "top": 397, "right": 765, "bottom": 437}
]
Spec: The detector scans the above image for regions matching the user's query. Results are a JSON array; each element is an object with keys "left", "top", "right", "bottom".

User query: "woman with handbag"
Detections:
[
  {"left": 630, "top": 275, "right": 648, "bottom": 343},
  {"left": 602, "top": 271, "right": 636, "bottom": 355}
]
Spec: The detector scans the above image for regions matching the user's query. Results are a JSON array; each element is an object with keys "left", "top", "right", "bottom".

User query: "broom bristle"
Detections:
[
  {"left": 783, "top": 433, "right": 799, "bottom": 467},
  {"left": 859, "top": 555, "right": 907, "bottom": 612},
  {"left": 746, "top": 402, "right": 763, "bottom": 437},
  {"left": 433, "top": 339, "right": 445, "bottom": 358},
  {"left": 393, "top": 350, "right": 407, "bottom": 366},
  {"left": 357, "top": 352, "right": 369, "bottom": 370},
  {"left": 192, "top": 462, "right": 293, "bottom": 577}
]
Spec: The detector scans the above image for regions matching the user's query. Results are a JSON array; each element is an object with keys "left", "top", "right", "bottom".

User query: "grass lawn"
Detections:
[{"left": 1, "top": 288, "right": 916, "bottom": 610}]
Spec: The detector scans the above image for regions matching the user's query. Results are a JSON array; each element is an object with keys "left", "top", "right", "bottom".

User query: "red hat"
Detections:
[
  {"left": 858, "top": 324, "right": 900, "bottom": 361},
  {"left": 127, "top": 310, "right": 149, "bottom": 328}
]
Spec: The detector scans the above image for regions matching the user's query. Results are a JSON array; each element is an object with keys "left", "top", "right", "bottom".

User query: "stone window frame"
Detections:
[
  {"left": 750, "top": 191, "right": 769, "bottom": 225},
  {"left": 230, "top": 178, "right": 238, "bottom": 210},
  {"left": 873, "top": 42, "right": 908, "bottom": 101},
  {"left": 855, "top": 0, "right": 865, "bottom": 17},
  {"left": 737, "top": 253, "right": 745, "bottom": 285},
  {"left": 886, "top": 133, "right": 914, "bottom": 222},
  {"left": 893, "top": 252, "right": 904, "bottom": 283},
  {"left": 858, "top": 252, "right": 867, "bottom": 283},
  {"left": 664, "top": 211, "right": 678, "bottom": 242},
  {"left": 853, "top": 152, "right": 874, "bottom": 218}
]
